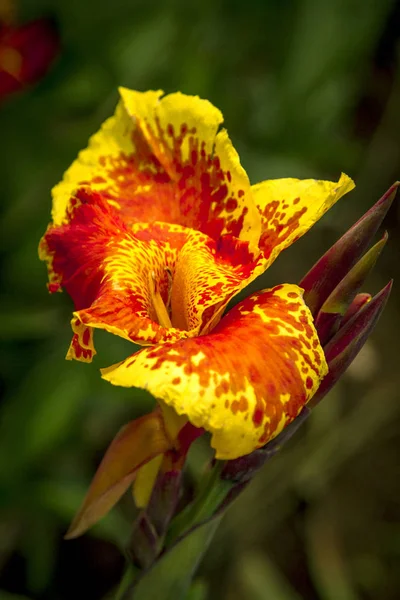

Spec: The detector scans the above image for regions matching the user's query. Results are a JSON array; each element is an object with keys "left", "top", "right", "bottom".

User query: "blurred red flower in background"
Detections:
[{"left": 0, "top": 17, "right": 59, "bottom": 100}]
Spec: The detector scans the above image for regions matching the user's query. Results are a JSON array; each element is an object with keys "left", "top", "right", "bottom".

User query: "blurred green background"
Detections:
[{"left": 1, "top": 0, "right": 400, "bottom": 598}]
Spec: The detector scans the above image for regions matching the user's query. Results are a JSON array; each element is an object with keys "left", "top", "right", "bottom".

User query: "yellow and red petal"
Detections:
[
  {"left": 51, "top": 89, "right": 164, "bottom": 226},
  {"left": 121, "top": 88, "right": 261, "bottom": 245},
  {"left": 102, "top": 284, "right": 328, "bottom": 460},
  {"left": 40, "top": 189, "right": 185, "bottom": 360},
  {"left": 66, "top": 316, "right": 96, "bottom": 363},
  {"left": 170, "top": 230, "right": 262, "bottom": 333},
  {"left": 51, "top": 88, "right": 261, "bottom": 246},
  {"left": 40, "top": 189, "right": 262, "bottom": 361},
  {"left": 253, "top": 173, "right": 355, "bottom": 265}
]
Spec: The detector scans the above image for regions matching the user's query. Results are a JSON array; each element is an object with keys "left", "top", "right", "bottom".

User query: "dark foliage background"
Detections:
[{"left": 1, "top": 0, "right": 400, "bottom": 598}]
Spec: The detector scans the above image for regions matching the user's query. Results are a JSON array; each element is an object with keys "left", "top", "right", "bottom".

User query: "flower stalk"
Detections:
[{"left": 165, "top": 460, "right": 232, "bottom": 547}]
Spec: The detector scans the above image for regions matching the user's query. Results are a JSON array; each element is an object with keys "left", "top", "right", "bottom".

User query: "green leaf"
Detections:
[
  {"left": 120, "top": 517, "right": 222, "bottom": 600},
  {"left": 185, "top": 579, "right": 208, "bottom": 600}
]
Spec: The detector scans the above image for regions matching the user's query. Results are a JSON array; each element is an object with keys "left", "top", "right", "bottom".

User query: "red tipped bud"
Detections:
[
  {"left": 342, "top": 292, "right": 372, "bottom": 326},
  {"left": 301, "top": 183, "right": 398, "bottom": 315},
  {"left": 315, "top": 233, "right": 387, "bottom": 344},
  {"left": 310, "top": 281, "right": 392, "bottom": 407}
]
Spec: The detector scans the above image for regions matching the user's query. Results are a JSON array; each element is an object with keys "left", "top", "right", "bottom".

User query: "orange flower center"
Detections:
[{"left": 148, "top": 269, "right": 173, "bottom": 329}]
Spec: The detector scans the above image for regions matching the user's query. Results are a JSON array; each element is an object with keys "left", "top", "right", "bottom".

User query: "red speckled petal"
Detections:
[
  {"left": 39, "top": 189, "right": 262, "bottom": 361},
  {"left": 121, "top": 89, "right": 261, "bottom": 245},
  {"left": 253, "top": 173, "right": 354, "bottom": 265},
  {"left": 51, "top": 89, "right": 163, "bottom": 225},
  {"left": 51, "top": 88, "right": 261, "bottom": 246},
  {"left": 102, "top": 284, "right": 327, "bottom": 460},
  {"left": 170, "top": 231, "right": 262, "bottom": 333}
]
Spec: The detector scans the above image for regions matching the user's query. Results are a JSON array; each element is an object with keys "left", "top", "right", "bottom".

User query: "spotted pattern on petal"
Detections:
[
  {"left": 40, "top": 189, "right": 262, "bottom": 361},
  {"left": 102, "top": 284, "right": 328, "bottom": 459}
]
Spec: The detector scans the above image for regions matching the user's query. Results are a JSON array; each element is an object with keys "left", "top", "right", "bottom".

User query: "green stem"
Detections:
[
  {"left": 115, "top": 462, "right": 232, "bottom": 599},
  {"left": 114, "top": 563, "right": 140, "bottom": 600},
  {"left": 165, "top": 460, "right": 233, "bottom": 547},
  {"left": 122, "top": 517, "right": 223, "bottom": 600}
]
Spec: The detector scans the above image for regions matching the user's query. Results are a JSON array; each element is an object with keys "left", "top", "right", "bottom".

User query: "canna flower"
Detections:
[
  {"left": 39, "top": 89, "right": 357, "bottom": 535},
  {"left": 0, "top": 16, "right": 59, "bottom": 100},
  {"left": 67, "top": 184, "right": 396, "bottom": 543}
]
